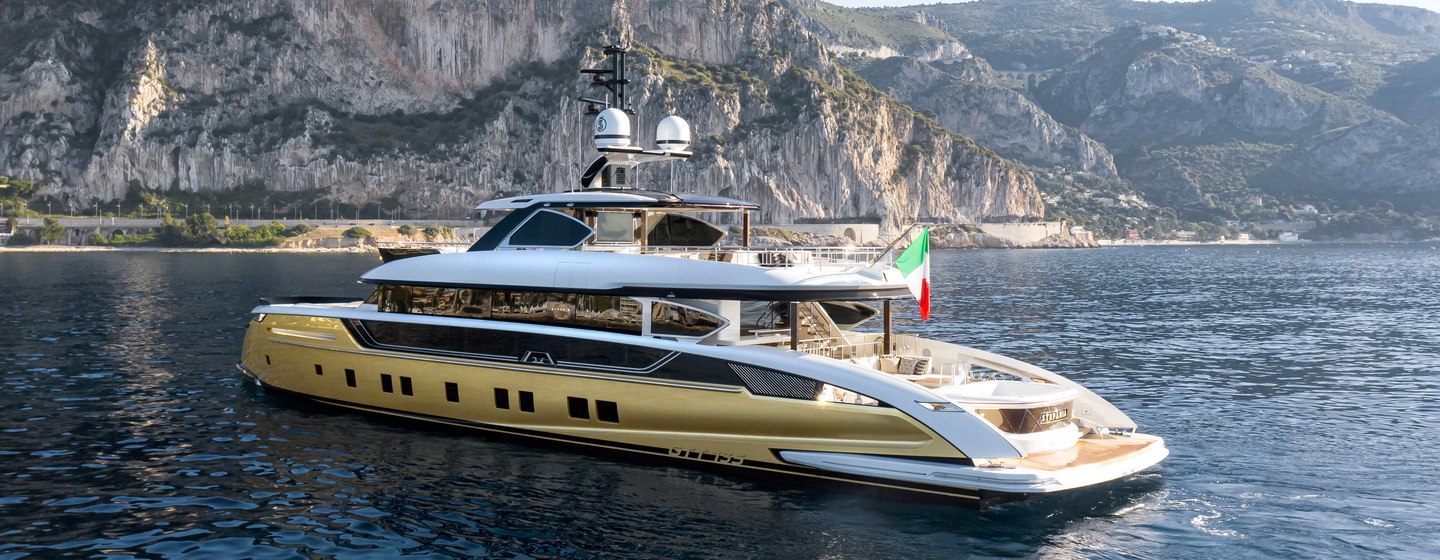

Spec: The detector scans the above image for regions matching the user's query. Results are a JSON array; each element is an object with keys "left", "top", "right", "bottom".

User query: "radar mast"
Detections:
[{"left": 577, "top": 44, "right": 692, "bottom": 191}]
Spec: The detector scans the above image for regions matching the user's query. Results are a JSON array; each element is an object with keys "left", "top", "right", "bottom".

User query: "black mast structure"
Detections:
[{"left": 580, "top": 45, "right": 632, "bottom": 115}]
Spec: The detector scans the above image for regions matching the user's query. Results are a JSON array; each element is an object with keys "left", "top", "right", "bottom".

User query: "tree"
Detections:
[
  {"left": 425, "top": 224, "right": 454, "bottom": 239},
  {"left": 286, "top": 222, "right": 313, "bottom": 236},
  {"left": 344, "top": 226, "right": 372, "bottom": 239},
  {"left": 6, "top": 179, "right": 36, "bottom": 198},
  {"left": 38, "top": 217, "right": 65, "bottom": 245},
  {"left": 158, "top": 215, "right": 187, "bottom": 245},
  {"left": 6, "top": 231, "right": 36, "bottom": 246},
  {"left": 186, "top": 213, "right": 220, "bottom": 242}
]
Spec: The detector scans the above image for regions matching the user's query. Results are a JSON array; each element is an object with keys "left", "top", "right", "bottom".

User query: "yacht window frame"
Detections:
[
  {"left": 499, "top": 208, "right": 595, "bottom": 249},
  {"left": 592, "top": 210, "right": 640, "bottom": 244},
  {"left": 376, "top": 284, "right": 644, "bottom": 335},
  {"left": 645, "top": 211, "right": 728, "bottom": 247},
  {"left": 641, "top": 299, "right": 730, "bottom": 340}
]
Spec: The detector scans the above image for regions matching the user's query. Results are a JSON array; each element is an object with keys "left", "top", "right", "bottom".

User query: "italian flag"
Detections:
[{"left": 895, "top": 226, "right": 930, "bottom": 320}]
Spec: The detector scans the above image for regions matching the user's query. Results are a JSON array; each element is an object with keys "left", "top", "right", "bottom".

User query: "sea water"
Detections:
[{"left": 1, "top": 246, "right": 1437, "bottom": 559}]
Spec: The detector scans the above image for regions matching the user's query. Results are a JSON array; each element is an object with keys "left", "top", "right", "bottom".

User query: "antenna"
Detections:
[
  {"left": 576, "top": 42, "right": 692, "bottom": 191},
  {"left": 580, "top": 44, "right": 632, "bottom": 115}
]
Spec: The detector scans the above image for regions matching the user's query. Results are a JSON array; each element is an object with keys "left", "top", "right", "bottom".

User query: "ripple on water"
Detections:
[{"left": 1, "top": 249, "right": 1438, "bottom": 558}]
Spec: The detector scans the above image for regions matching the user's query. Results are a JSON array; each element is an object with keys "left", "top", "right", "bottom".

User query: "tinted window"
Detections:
[
  {"left": 594, "top": 211, "right": 636, "bottom": 243},
  {"left": 507, "top": 209, "right": 593, "bottom": 247},
  {"left": 739, "top": 301, "right": 785, "bottom": 335},
  {"left": 651, "top": 302, "right": 724, "bottom": 338},
  {"left": 408, "top": 286, "right": 455, "bottom": 315},
  {"left": 360, "top": 320, "right": 519, "bottom": 359},
  {"left": 819, "top": 300, "right": 878, "bottom": 330},
  {"left": 524, "top": 333, "right": 671, "bottom": 370},
  {"left": 355, "top": 321, "right": 666, "bottom": 371},
  {"left": 474, "top": 208, "right": 513, "bottom": 227},
  {"left": 350, "top": 320, "right": 739, "bottom": 386},
  {"left": 378, "top": 285, "right": 641, "bottom": 335},
  {"left": 647, "top": 213, "right": 726, "bottom": 246},
  {"left": 453, "top": 288, "right": 491, "bottom": 318},
  {"left": 652, "top": 353, "right": 743, "bottom": 386}
]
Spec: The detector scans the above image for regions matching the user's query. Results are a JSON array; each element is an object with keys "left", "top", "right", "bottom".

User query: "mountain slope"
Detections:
[
  {"left": 0, "top": 0, "right": 1042, "bottom": 227},
  {"left": 786, "top": 0, "right": 962, "bottom": 60},
  {"left": 1371, "top": 53, "right": 1440, "bottom": 125},
  {"left": 1031, "top": 23, "right": 1440, "bottom": 206},
  {"left": 1034, "top": 24, "right": 1392, "bottom": 153},
  {"left": 855, "top": 56, "right": 1118, "bottom": 179},
  {"left": 899, "top": 0, "right": 1440, "bottom": 100}
]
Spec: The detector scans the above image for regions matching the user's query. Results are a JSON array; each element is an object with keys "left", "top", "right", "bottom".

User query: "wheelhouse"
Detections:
[{"left": 469, "top": 189, "right": 760, "bottom": 252}]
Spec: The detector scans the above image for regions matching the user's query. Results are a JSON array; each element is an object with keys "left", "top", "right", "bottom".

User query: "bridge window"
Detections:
[
  {"left": 646, "top": 213, "right": 726, "bottom": 246},
  {"left": 594, "top": 211, "right": 637, "bottom": 243},
  {"left": 504, "top": 209, "right": 593, "bottom": 248}
]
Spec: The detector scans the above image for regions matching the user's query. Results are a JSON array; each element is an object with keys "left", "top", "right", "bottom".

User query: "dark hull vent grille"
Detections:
[{"left": 729, "top": 363, "right": 820, "bottom": 400}]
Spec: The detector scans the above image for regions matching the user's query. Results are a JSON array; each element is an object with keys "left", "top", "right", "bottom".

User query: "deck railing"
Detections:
[{"left": 794, "top": 336, "right": 885, "bottom": 360}]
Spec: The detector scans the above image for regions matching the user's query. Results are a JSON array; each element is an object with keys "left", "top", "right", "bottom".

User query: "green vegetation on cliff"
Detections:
[{"left": 790, "top": 1, "right": 954, "bottom": 54}]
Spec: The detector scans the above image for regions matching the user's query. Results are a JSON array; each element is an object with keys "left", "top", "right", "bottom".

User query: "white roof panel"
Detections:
[{"left": 360, "top": 250, "right": 909, "bottom": 300}]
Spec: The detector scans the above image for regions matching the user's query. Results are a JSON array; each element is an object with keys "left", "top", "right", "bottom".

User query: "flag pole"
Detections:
[
  {"left": 883, "top": 300, "right": 893, "bottom": 355},
  {"left": 865, "top": 222, "right": 926, "bottom": 268}
]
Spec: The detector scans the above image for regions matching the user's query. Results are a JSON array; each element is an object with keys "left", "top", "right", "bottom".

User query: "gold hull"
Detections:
[{"left": 241, "top": 313, "right": 1007, "bottom": 503}]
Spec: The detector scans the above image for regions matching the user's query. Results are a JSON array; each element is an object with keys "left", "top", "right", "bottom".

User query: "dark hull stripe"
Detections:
[{"left": 238, "top": 365, "right": 1019, "bottom": 504}]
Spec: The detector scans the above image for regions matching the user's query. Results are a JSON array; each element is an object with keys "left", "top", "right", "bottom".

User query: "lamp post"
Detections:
[{"left": 181, "top": 203, "right": 188, "bottom": 219}]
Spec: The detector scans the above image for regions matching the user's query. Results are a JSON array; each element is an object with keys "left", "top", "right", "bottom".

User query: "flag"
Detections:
[{"left": 895, "top": 226, "right": 930, "bottom": 320}]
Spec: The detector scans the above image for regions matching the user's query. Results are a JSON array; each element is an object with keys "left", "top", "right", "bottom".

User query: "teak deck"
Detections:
[{"left": 1021, "top": 436, "right": 1162, "bottom": 471}]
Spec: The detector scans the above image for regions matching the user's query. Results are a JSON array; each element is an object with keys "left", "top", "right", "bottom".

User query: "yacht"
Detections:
[{"left": 238, "top": 45, "right": 1166, "bottom": 506}]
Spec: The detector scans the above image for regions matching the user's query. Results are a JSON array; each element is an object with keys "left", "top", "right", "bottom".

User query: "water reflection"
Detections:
[{"left": 1, "top": 248, "right": 1437, "bottom": 558}]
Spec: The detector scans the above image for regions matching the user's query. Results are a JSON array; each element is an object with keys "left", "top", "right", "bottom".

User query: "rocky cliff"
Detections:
[
  {"left": 1371, "top": 53, "right": 1440, "bottom": 126},
  {"left": 785, "top": 0, "right": 966, "bottom": 62},
  {"left": 855, "top": 55, "right": 1119, "bottom": 180},
  {"left": 0, "top": 0, "right": 1043, "bottom": 229},
  {"left": 1031, "top": 23, "right": 1437, "bottom": 204},
  {"left": 1035, "top": 24, "right": 1391, "bottom": 154},
  {"left": 1275, "top": 120, "right": 1440, "bottom": 197},
  {"left": 902, "top": 0, "right": 1440, "bottom": 89}
]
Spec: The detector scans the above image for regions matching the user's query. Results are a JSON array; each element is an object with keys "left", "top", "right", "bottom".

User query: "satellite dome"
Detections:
[
  {"left": 656, "top": 115, "right": 691, "bottom": 152},
  {"left": 593, "top": 108, "right": 631, "bottom": 149}
]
